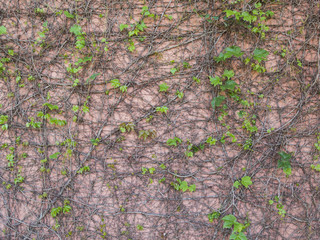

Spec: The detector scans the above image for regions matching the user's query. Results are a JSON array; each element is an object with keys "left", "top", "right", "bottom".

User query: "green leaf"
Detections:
[
  {"left": 141, "top": 167, "right": 147, "bottom": 174},
  {"left": 43, "top": 103, "right": 59, "bottom": 110},
  {"left": 167, "top": 137, "right": 182, "bottom": 146},
  {"left": 128, "top": 44, "right": 135, "bottom": 52},
  {"left": 188, "top": 184, "right": 196, "bottom": 192},
  {"left": 128, "top": 30, "right": 135, "bottom": 37},
  {"left": 136, "top": 21, "right": 147, "bottom": 31},
  {"left": 266, "top": 11, "right": 274, "bottom": 18},
  {"left": 38, "top": 32, "right": 45, "bottom": 38},
  {"left": 211, "top": 95, "right": 226, "bottom": 110},
  {"left": 86, "top": 73, "right": 100, "bottom": 84},
  {"left": 241, "top": 176, "right": 252, "bottom": 188},
  {"left": 142, "top": 6, "right": 148, "bottom": 11},
  {"left": 192, "top": 76, "right": 200, "bottom": 83},
  {"left": 180, "top": 181, "right": 189, "bottom": 192},
  {"left": 283, "top": 167, "right": 292, "bottom": 176},
  {"left": 159, "top": 83, "right": 169, "bottom": 92},
  {"left": 0, "top": 115, "right": 8, "bottom": 125},
  {"left": 120, "top": 85, "right": 127, "bottom": 93},
  {"left": 82, "top": 104, "right": 89, "bottom": 113},
  {"left": 49, "top": 152, "right": 60, "bottom": 159},
  {"left": 222, "top": 214, "right": 237, "bottom": 228},
  {"left": 253, "top": 48, "right": 269, "bottom": 63},
  {"left": 230, "top": 232, "right": 248, "bottom": 240},
  {"left": 225, "top": 46, "right": 243, "bottom": 57},
  {"left": 110, "top": 79, "right": 121, "bottom": 88},
  {"left": 221, "top": 80, "right": 237, "bottom": 91},
  {"left": 215, "top": 46, "right": 244, "bottom": 62},
  {"left": 233, "top": 181, "right": 241, "bottom": 189},
  {"left": 160, "top": 164, "right": 166, "bottom": 169},
  {"left": 233, "top": 221, "right": 245, "bottom": 233},
  {"left": 120, "top": 126, "right": 126, "bottom": 133},
  {"left": 156, "top": 106, "right": 168, "bottom": 114},
  {"left": 64, "top": 11, "right": 74, "bottom": 19},
  {"left": 63, "top": 205, "right": 72, "bottom": 213},
  {"left": 166, "top": 139, "right": 176, "bottom": 146},
  {"left": 208, "top": 211, "right": 220, "bottom": 222},
  {"left": 170, "top": 68, "right": 177, "bottom": 75},
  {"left": 119, "top": 24, "right": 129, "bottom": 31},
  {"left": 70, "top": 24, "right": 82, "bottom": 35},
  {"left": 209, "top": 76, "right": 221, "bottom": 87},
  {"left": 51, "top": 207, "right": 62, "bottom": 218},
  {"left": 311, "top": 164, "right": 320, "bottom": 172},
  {"left": 224, "top": 10, "right": 236, "bottom": 18},
  {"left": 278, "top": 151, "right": 292, "bottom": 176},
  {"left": 136, "top": 224, "right": 143, "bottom": 230},
  {"left": 278, "top": 151, "right": 291, "bottom": 169},
  {"left": 222, "top": 69, "right": 235, "bottom": 80},
  {"left": 255, "top": 2, "right": 262, "bottom": 8},
  {"left": 206, "top": 136, "right": 217, "bottom": 145},
  {"left": 0, "top": 25, "right": 7, "bottom": 35},
  {"left": 241, "top": 12, "right": 252, "bottom": 23},
  {"left": 176, "top": 90, "right": 184, "bottom": 99}
]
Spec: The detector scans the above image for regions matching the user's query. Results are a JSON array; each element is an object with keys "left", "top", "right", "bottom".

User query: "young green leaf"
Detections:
[
  {"left": 159, "top": 83, "right": 169, "bottom": 92},
  {"left": 51, "top": 207, "right": 62, "bottom": 218},
  {"left": 278, "top": 151, "right": 292, "bottom": 176},
  {"left": 241, "top": 176, "right": 252, "bottom": 188},
  {"left": 222, "top": 214, "right": 237, "bottom": 228},
  {"left": 167, "top": 137, "right": 182, "bottom": 147},
  {"left": 311, "top": 164, "right": 320, "bottom": 172},
  {"left": 86, "top": 73, "right": 100, "bottom": 84},
  {"left": 215, "top": 46, "right": 244, "bottom": 63},
  {"left": 137, "top": 224, "right": 144, "bottom": 230},
  {"left": 170, "top": 68, "right": 177, "bottom": 75},
  {"left": 0, "top": 25, "right": 7, "bottom": 35},
  {"left": 221, "top": 80, "right": 237, "bottom": 91},
  {"left": 206, "top": 136, "right": 217, "bottom": 145},
  {"left": 211, "top": 95, "right": 226, "bottom": 110},
  {"left": 241, "top": 12, "right": 253, "bottom": 23},
  {"left": 176, "top": 90, "right": 184, "bottom": 99},
  {"left": 224, "top": 10, "right": 236, "bottom": 18},
  {"left": 120, "top": 85, "right": 127, "bottom": 93},
  {"left": 233, "top": 221, "right": 245, "bottom": 233},
  {"left": 70, "top": 24, "right": 82, "bottom": 35},
  {"left": 156, "top": 106, "right": 168, "bottom": 114},
  {"left": 192, "top": 76, "right": 201, "bottom": 83},
  {"left": 188, "top": 184, "right": 196, "bottom": 192},
  {"left": 64, "top": 11, "right": 74, "bottom": 19},
  {"left": 72, "top": 105, "right": 79, "bottom": 113},
  {"left": 119, "top": 24, "right": 129, "bottom": 31},
  {"left": 160, "top": 164, "right": 166, "bottom": 170},
  {"left": 110, "top": 79, "right": 121, "bottom": 88},
  {"left": 253, "top": 48, "right": 269, "bottom": 63},
  {"left": 49, "top": 152, "right": 61, "bottom": 159},
  {"left": 209, "top": 76, "right": 221, "bottom": 87},
  {"left": 233, "top": 180, "right": 241, "bottom": 189},
  {"left": 180, "top": 181, "right": 189, "bottom": 192},
  {"left": 141, "top": 167, "right": 147, "bottom": 174},
  {"left": 222, "top": 69, "right": 234, "bottom": 80},
  {"left": 230, "top": 232, "right": 248, "bottom": 240},
  {"left": 208, "top": 211, "right": 220, "bottom": 222},
  {"left": 63, "top": 205, "right": 72, "bottom": 213}
]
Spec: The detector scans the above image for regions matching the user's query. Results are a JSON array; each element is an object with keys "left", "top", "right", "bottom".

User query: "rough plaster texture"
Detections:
[{"left": 0, "top": 0, "right": 319, "bottom": 239}]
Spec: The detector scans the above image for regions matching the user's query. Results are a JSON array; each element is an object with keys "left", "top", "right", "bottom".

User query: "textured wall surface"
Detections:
[{"left": 0, "top": 0, "right": 319, "bottom": 239}]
